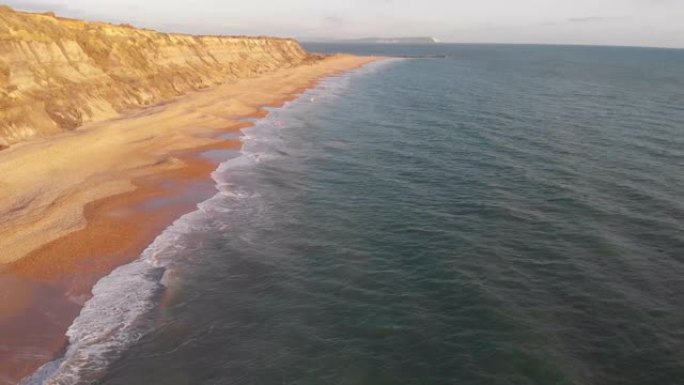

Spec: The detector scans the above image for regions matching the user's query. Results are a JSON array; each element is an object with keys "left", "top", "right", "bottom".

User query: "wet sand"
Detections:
[
  {"left": 0, "top": 54, "right": 380, "bottom": 384},
  {"left": 0, "top": 140, "right": 239, "bottom": 383}
]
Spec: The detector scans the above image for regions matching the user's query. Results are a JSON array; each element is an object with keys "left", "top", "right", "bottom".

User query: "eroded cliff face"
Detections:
[{"left": 0, "top": 6, "right": 316, "bottom": 148}]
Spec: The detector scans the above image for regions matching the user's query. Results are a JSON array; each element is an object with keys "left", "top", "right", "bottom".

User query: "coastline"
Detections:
[{"left": 0, "top": 54, "right": 381, "bottom": 384}]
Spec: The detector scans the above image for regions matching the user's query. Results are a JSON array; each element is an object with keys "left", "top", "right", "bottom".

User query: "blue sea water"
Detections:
[{"left": 26, "top": 44, "right": 684, "bottom": 384}]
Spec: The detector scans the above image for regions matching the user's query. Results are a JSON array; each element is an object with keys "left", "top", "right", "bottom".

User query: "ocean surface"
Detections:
[{"left": 25, "top": 44, "right": 684, "bottom": 384}]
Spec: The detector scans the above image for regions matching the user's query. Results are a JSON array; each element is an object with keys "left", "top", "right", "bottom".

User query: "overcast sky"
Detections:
[{"left": 6, "top": 0, "right": 684, "bottom": 48}]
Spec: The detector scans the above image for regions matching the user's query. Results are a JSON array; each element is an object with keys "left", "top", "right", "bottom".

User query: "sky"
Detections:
[{"left": 6, "top": 0, "right": 684, "bottom": 48}]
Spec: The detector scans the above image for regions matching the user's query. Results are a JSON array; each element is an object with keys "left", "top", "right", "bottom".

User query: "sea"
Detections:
[{"left": 23, "top": 44, "right": 684, "bottom": 385}]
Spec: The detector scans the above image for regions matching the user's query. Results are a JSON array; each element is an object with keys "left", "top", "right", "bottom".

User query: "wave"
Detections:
[{"left": 21, "top": 58, "right": 400, "bottom": 385}]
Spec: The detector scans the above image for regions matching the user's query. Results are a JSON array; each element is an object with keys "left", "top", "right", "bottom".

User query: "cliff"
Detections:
[{"left": 0, "top": 6, "right": 316, "bottom": 149}]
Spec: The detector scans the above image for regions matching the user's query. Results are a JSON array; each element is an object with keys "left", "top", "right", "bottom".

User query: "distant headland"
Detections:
[{"left": 350, "top": 37, "right": 440, "bottom": 44}]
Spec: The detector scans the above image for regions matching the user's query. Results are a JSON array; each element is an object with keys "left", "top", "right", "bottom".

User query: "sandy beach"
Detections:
[{"left": 0, "top": 54, "right": 379, "bottom": 384}]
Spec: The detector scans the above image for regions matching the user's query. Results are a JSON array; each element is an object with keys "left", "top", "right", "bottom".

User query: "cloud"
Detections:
[
  {"left": 567, "top": 16, "right": 607, "bottom": 23},
  {"left": 3, "top": 0, "right": 66, "bottom": 12},
  {"left": 3, "top": 0, "right": 136, "bottom": 25},
  {"left": 324, "top": 15, "right": 345, "bottom": 25}
]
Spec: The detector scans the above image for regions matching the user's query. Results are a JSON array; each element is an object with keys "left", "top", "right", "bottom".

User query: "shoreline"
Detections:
[
  {"left": 0, "top": 54, "right": 381, "bottom": 384},
  {"left": 0, "top": 141, "right": 236, "bottom": 383}
]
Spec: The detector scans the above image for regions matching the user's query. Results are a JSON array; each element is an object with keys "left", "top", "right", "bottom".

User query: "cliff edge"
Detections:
[{"left": 0, "top": 6, "right": 316, "bottom": 149}]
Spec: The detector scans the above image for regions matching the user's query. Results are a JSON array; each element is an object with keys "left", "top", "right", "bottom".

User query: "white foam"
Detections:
[{"left": 21, "top": 261, "right": 163, "bottom": 385}]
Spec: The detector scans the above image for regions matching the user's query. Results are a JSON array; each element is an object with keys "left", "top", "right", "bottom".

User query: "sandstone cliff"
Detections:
[{"left": 0, "top": 6, "right": 316, "bottom": 149}]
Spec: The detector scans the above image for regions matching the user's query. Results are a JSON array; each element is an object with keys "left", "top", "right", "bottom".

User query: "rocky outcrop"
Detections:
[{"left": 0, "top": 6, "right": 317, "bottom": 148}]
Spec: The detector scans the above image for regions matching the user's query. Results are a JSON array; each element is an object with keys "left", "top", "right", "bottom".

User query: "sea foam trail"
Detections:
[{"left": 21, "top": 59, "right": 399, "bottom": 385}]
